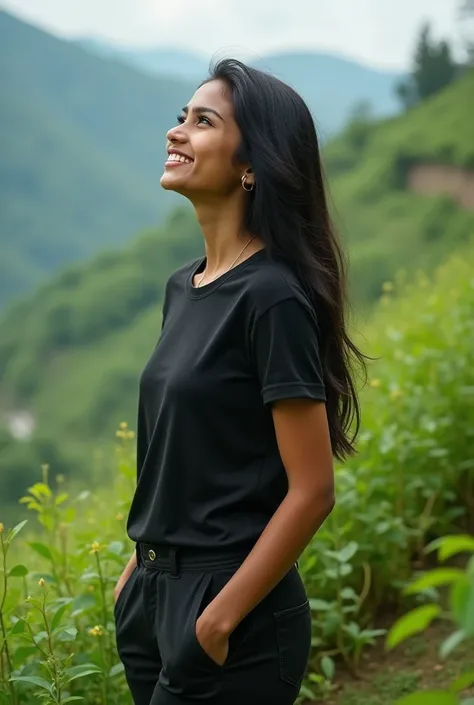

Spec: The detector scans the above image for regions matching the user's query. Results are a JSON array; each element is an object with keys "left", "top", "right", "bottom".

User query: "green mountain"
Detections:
[
  {"left": 326, "top": 70, "right": 474, "bottom": 303},
  {"left": 74, "top": 39, "right": 210, "bottom": 82},
  {"left": 0, "top": 70, "right": 472, "bottom": 516},
  {"left": 0, "top": 9, "right": 195, "bottom": 309},
  {"left": 75, "top": 39, "right": 402, "bottom": 136}
]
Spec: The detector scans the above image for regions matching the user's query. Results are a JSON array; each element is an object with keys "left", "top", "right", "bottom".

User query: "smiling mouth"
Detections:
[{"left": 165, "top": 154, "right": 193, "bottom": 167}]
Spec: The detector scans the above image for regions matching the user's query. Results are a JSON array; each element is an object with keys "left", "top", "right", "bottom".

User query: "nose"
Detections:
[{"left": 166, "top": 122, "right": 187, "bottom": 146}]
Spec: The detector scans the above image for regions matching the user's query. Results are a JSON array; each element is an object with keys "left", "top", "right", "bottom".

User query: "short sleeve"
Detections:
[{"left": 251, "top": 298, "right": 326, "bottom": 405}]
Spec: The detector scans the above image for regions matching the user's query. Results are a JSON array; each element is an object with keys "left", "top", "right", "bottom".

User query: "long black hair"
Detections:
[{"left": 200, "top": 57, "right": 367, "bottom": 461}]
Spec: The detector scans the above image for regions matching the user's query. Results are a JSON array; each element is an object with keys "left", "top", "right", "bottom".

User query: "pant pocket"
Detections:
[
  {"left": 114, "top": 565, "right": 137, "bottom": 621},
  {"left": 273, "top": 599, "right": 311, "bottom": 688},
  {"left": 190, "top": 568, "right": 255, "bottom": 671}
]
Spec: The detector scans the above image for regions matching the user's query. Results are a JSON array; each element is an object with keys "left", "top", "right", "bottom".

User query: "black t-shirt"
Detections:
[{"left": 126, "top": 248, "right": 327, "bottom": 550}]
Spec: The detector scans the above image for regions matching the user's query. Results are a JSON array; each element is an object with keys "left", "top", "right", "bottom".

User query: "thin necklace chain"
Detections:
[{"left": 196, "top": 235, "right": 257, "bottom": 287}]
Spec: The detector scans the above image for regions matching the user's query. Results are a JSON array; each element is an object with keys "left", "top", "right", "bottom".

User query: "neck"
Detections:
[{"left": 192, "top": 196, "right": 259, "bottom": 274}]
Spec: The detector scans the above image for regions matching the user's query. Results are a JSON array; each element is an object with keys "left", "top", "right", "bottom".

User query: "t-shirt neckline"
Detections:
[{"left": 186, "top": 247, "right": 267, "bottom": 299}]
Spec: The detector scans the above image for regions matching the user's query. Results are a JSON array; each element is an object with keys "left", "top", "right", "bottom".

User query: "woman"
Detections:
[{"left": 113, "top": 58, "right": 365, "bottom": 705}]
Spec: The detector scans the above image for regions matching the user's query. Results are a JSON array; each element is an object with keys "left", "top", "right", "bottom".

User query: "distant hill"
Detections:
[
  {"left": 0, "top": 9, "right": 195, "bottom": 309},
  {"left": 325, "top": 70, "right": 474, "bottom": 302},
  {"left": 75, "top": 39, "right": 210, "bottom": 82},
  {"left": 74, "top": 39, "right": 403, "bottom": 136},
  {"left": 0, "top": 73, "right": 473, "bottom": 511}
]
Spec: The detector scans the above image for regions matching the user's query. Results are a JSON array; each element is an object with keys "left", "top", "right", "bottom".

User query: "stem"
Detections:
[
  {"left": 41, "top": 592, "right": 61, "bottom": 703},
  {"left": 95, "top": 553, "right": 112, "bottom": 667},
  {"left": 98, "top": 636, "right": 109, "bottom": 704},
  {"left": 0, "top": 534, "right": 17, "bottom": 705}
]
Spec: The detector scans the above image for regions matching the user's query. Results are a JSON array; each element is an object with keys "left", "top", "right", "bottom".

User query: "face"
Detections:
[{"left": 160, "top": 79, "right": 252, "bottom": 198}]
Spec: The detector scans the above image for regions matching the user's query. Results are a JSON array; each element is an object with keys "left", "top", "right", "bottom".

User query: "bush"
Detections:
[{"left": 1, "top": 247, "right": 474, "bottom": 703}]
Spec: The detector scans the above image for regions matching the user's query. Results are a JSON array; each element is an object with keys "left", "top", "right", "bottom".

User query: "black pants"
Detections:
[{"left": 114, "top": 542, "right": 311, "bottom": 704}]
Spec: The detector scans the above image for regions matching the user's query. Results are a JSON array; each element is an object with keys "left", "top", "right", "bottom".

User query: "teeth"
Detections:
[{"left": 168, "top": 153, "right": 192, "bottom": 164}]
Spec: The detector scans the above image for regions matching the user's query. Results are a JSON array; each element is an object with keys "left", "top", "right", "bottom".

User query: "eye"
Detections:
[{"left": 176, "top": 114, "right": 212, "bottom": 126}]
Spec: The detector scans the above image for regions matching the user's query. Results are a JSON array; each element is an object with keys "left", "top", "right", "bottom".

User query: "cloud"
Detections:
[{"left": 1, "top": 0, "right": 462, "bottom": 69}]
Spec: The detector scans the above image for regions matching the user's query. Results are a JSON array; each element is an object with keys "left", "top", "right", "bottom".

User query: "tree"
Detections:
[
  {"left": 396, "top": 22, "right": 458, "bottom": 110},
  {"left": 459, "top": 0, "right": 474, "bottom": 65}
]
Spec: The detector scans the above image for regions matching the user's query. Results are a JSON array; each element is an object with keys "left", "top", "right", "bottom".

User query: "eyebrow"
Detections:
[{"left": 181, "top": 105, "right": 224, "bottom": 121}]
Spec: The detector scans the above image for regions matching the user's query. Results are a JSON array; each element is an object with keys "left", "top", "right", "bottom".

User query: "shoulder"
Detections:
[{"left": 245, "top": 251, "right": 314, "bottom": 321}]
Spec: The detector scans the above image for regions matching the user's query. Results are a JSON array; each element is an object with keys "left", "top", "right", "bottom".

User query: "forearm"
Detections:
[
  {"left": 115, "top": 548, "right": 137, "bottom": 595},
  {"left": 206, "top": 488, "right": 334, "bottom": 634}
]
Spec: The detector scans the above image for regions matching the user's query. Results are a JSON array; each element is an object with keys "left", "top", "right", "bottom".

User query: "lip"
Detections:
[{"left": 166, "top": 148, "right": 194, "bottom": 161}]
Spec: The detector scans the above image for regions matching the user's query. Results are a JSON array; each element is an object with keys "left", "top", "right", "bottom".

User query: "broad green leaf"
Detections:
[
  {"left": 51, "top": 603, "right": 70, "bottom": 632},
  {"left": 427, "top": 535, "right": 474, "bottom": 561},
  {"left": 8, "top": 564, "right": 29, "bottom": 577},
  {"left": 451, "top": 670, "right": 474, "bottom": 693},
  {"left": 9, "top": 619, "right": 26, "bottom": 635},
  {"left": 61, "top": 698, "right": 84, "bottom": 703},
  {"left": 7, "top": 520, "right": 28, "bottom": 543},
  {"left": 56, "top": 627, "right": 78, "bottom": 642},
  {"left": 337, "top": 542, "right": 358, "bottom": 563},
  {"left": 320, "top": 655, "right": 335, "bottom": 680},
  {"left": 28, "top": 542, "right": 54, "bottom": 561},
  {"left": 71, "top": 593, "right": 96, "bottom": 614},
  {"left": 108, "top": 662, "right": 125, "bottom": 677},
  {"left": 386, "top": 604, "right": 441, "bottom": 649},
  {"left": 9, "top": 675, "right": 52, "bottom": 692},
  {"left": 309, "top": 599, "right": 331, "bottom": 611},
  {"left": 64, "top": 664, "right": 102, "bottom": 684},
  {"left": 450, "top": 577, "right": 474, "bottom": 634},
  {"left": 12, "top": 645, "right": 37, "bottom": 665},
  {"left": 405, "top": 568, "right": 464, "bottom": 594},
  {"left": 440, "top": 629, "right": 466, "bottom": 658},
  {"left": 395, "top": 692, "right": 458, "bottom": 705}
]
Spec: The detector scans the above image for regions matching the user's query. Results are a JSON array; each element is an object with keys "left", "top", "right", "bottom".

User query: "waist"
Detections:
[{"left": 136, "top": 541, "right": 255, "bottom": 575}]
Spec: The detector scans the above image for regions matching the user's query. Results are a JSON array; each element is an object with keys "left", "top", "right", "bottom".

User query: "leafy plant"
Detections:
[{"left": 386, "top": 534, "right": 474, "bottom": 705}]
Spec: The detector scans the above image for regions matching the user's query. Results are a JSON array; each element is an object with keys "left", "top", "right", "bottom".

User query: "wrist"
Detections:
[{"left": 202, "top": 600, "right": 239, "bottom": 637}]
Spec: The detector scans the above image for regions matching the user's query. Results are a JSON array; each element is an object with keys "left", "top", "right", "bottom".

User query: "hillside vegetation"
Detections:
[
  {"left": 0, "top": 73, "right": 473, "bottom": 514},
  {"left": 1, "top": 241, "right": 473, "bottom": 703},
  {"left": 0, "top": 9, "right": 193, "bottom": 309},
  {"left": 326, "top": 70, "right": 474, "bottom": 303}
]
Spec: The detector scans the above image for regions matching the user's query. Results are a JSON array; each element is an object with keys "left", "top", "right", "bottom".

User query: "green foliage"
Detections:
[
  {"left": 395, "top": 22, "right": 459, "bottom": 109},
  {"left": 386, "top": 535, "right": 474, "bottom": 705},
  {"left": 326, "top": 71, "right": 474, "bottom": 307},
  {"left": 0, "top": 9, "right": 194, "bottom": 309},
  {"left": 1, "top": 245, "right": 474, "bottom": 702}
]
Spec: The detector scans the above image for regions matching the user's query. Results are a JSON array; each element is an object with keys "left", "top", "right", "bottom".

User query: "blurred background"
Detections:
[
  {"left": 0, "top": 1, "right": 474, "bottom": 700},
  {"left": 0, "top": 0, "right": 472, "bottom": 499},
  {"left": 0, "top": 0, "right": 472, "bottom": 519}
]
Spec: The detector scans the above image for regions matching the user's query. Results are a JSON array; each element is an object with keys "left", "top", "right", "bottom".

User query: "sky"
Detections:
[{"left": 1, "top": 0, "right": 466, "bottom": 70}]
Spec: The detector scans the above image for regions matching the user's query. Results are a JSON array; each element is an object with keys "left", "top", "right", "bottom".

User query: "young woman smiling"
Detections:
[{"left": 113, "top": 58, "right": 365, "bottom": 705}]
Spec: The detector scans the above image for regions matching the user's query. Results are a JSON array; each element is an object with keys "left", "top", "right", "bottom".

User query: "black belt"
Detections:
[
  {"left": 136, "top": 542, "right": 254, "bottom": 577},
  {"left": 136, "top": 542, "right": 299, "bottom": 578}
]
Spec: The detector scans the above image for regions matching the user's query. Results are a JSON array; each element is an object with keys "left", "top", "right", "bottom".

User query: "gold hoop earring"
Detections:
[{"left": 241, "top": 174, "right": 255, "bottom": 192}]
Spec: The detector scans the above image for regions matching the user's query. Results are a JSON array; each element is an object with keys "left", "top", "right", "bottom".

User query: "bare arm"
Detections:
[
  {"left": 203, "top": 398, "right": 334, "bottom": 635},
  {"left": 114, "top": 548, "right": 137, "bottom": 603}
]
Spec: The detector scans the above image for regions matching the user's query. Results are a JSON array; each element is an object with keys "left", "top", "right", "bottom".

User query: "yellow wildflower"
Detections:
[
  {"left": 369, "top": 378, "right": 381, "bottom": 388},
  {"left": 0, "top": 522, "right": 4, "bottom": 534},
  {"left": 119, "top": 422, "right": 128, "bottom": 430},
  {"left": 116, "top": 513, "right": 124, "bottom": 521},
  {"left": 89, "top": 541, "right": 101, "bottom": 554},
  {"left": 88, "top": 625, "right": 104, "bottom": 637},
  {"left": 38, "top": 578, "right": 45, "bottom": 587}
]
